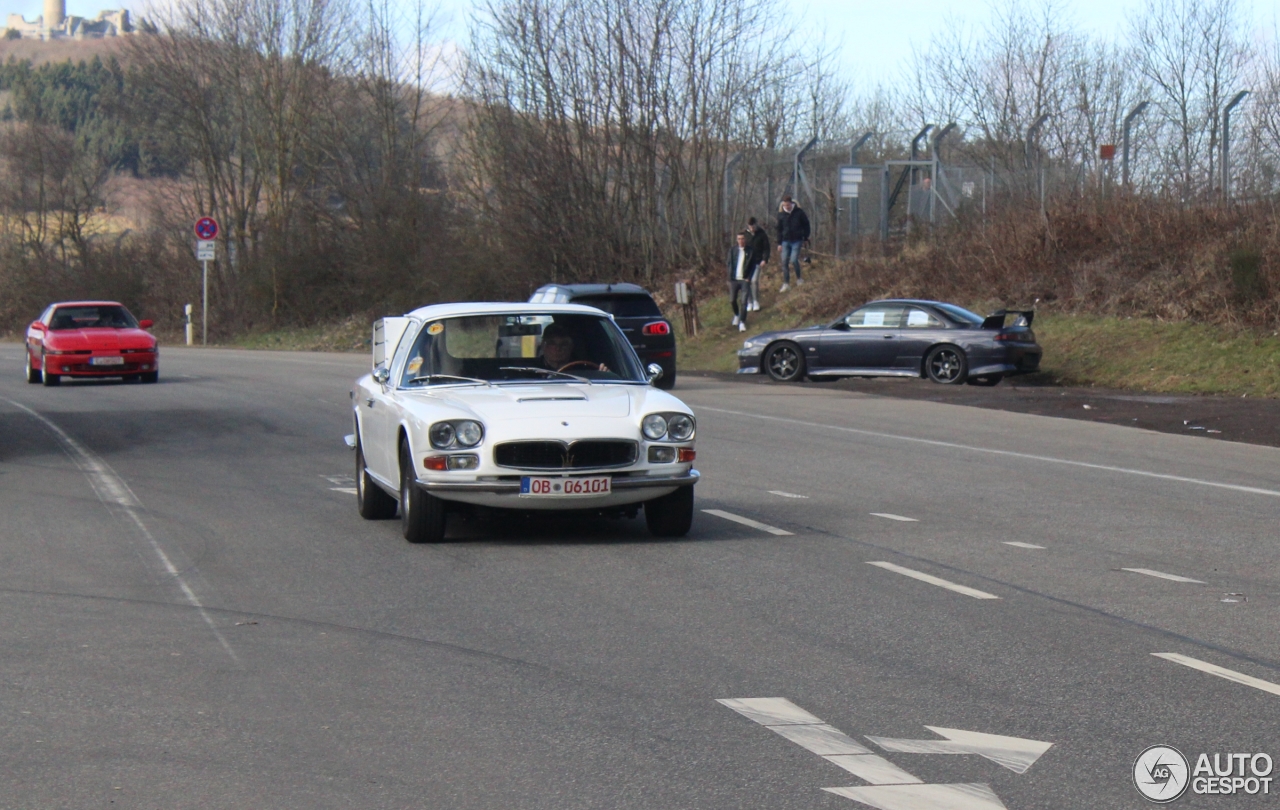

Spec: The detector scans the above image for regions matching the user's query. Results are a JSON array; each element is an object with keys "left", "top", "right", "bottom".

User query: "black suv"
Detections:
[{"left": 529, "top": 283, "right": 677, "bottom": 389}]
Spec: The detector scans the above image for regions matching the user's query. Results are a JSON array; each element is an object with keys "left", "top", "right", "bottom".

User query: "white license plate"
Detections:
[
  {"left": 520, "top": 475, "right": 612, "bottom": 497},
  {"left": 91, "top": 356, "right": 125, "bottom": 366}
]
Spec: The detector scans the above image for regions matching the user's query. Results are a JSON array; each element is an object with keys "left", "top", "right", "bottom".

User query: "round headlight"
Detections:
[
  {"left": 455, "top": 420, "right": 483, "bottom": 447},
  {"left": 667, "top": 414, "right": 694, "bottom": 441},
  {"left": 429, "top": 422, "right": 456, "bottom": 449},
  {"left": 642, "top": 414, "right": 668, "bottom": 441}
]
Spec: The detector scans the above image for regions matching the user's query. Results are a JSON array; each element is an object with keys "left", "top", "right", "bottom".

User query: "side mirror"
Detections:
[
  {"left": 646, "top": 363, "right": 664, "bottom": 384},
  {"left": 138, "top": 319, "right": 154, "bottom": 329},
  {"left": 830, "top": 321, "right": 850, "bottom": 331},
  {"left": 29, "top": 321, "right": 45, "bottom": 332},
  {"left": 373, "top": 366, "right": 391, "bottom": 385}
]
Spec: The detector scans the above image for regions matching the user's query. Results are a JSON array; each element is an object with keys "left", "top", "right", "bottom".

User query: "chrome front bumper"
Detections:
[{"left": 416, "top": 469, "right": 700, "bottom": 493}]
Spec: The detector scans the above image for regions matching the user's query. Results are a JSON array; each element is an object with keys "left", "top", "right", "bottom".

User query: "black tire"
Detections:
[
  {"left": 356, "top": 435, "right": 397, "bottom": 519},
  {"left": 25, "top": 351, "right": 41, "bottom": 384},
  {"left": 924, "top": 345, "right": 968, "bottom": 384},
  {"left": 140, "top": 371, "right": 159, "bottom": 383},
  {"left": 400, "top": 441, "right": 446, "bottom": 543},
  {"left": 40, "top": 353, "right": 60, "bottom": 387},
  {"left": 644, "top": 485, "right": 694, "bottom": 537},
  {"left": 764, "top": 342, "right": 806, "bottom": 382},
  {"left": 967, "top": 374, "right": 1003, "bottom": 387}
]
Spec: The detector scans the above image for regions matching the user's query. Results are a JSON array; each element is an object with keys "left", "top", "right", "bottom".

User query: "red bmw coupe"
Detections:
[{"left": 25, "top": 301, "right": 159, "bottom": 386}]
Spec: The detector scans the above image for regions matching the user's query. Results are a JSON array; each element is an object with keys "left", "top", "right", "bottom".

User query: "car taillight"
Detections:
[
  {"left": 642, "top": 321, "right": 671, "bottom": 336},
  {"left": 995, "top": 332, "right": 1030, "bottom": 342}
]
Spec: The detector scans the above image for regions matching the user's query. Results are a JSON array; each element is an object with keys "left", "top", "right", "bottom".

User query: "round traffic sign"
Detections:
[{"left": 195, "top": 217, "right": 219, "bottom": 241}]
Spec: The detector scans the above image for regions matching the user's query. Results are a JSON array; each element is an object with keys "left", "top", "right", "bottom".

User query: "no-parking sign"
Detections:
[{"left": 194, "top": 217, "right": 219, "bottom": 241}]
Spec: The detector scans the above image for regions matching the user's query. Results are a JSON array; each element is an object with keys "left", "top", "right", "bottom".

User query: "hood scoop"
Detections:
[{"left": 518, "top": 395, "right": 588, "bottom": 403}]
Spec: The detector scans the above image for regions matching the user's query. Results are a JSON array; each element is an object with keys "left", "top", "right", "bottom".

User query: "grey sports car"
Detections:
[{"left": 737, "top": 299, "right": 1042, "bottom": 385}]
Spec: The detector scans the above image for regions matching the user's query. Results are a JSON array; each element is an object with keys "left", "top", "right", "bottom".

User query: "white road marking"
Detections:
[
  {"left": 329, "top": 487, "right": 358, "bottom": 494},
  {"left": 1152, "top": 653, "right": 1280, "bottom": 697},
  {"left": 697, "top": 405, "right": 1280, "bottom": 500},
  {"left": 867, "top": 727, "right": 1053, "bottom": 774},
  {"left": 866, "top": 562, "right": 1000, "bottom": 600},
  {"left": 1003, "top": 542, "right": 1045, "bottom": 549},
  {"left": 769, "top": 490, "right": 810, "bottom": 499},
  {"left": 1122, "top": 568, "right": 1206, "bottom": 584},
  {"left": 702, "top": 509, "right": 793, "bottom": 536},
  {"left": 870, "top": 513, "right": 918, "bottom": 522},
  {"left": 717, "top": 698, "right": 921, "bottom": 785},
  {"left": 8, "top": 400, "right": 240, "bottom": 665},
  {"left": 823, "top": 782, "right": 1008, "bottom": 810}
]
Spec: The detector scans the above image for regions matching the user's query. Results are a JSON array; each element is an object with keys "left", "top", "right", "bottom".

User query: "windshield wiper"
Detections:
[
  {"left": 406, "top": 374, "right": 492, "bottom": 387},
  {"left": 497, "top": 366, "right": 591, "bottom": 384}
]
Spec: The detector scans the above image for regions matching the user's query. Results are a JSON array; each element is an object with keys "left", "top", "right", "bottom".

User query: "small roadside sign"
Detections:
[
  {"left": 838, "top": 166, "right": 863, "bottom": 198},
  {"left": 196, "top": 240, "right": 216, "bottom": 261},
  {"left": 195, "top": 217, "right": 219, "bottom": 241}
]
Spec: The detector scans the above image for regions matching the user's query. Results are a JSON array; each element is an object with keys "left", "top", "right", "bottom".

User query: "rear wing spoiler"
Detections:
[{"left": 982, "top": 309, "right": 1035, "bottom": 329}]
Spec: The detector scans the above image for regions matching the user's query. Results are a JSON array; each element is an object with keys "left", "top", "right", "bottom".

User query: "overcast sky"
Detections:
[{"left": 17, "top": 0, "right": 1279, "bottom": 88}]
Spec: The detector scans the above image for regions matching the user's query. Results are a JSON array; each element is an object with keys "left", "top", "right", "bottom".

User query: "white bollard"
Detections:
[{"left": 185, "top": 303, "right": 193, "bottom": 346}]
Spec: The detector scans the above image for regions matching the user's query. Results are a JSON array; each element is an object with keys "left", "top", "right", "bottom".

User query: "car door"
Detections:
[
  {"left": 817, "top": 304, "right": 906, "bottom": 369},
  {"left": 362, "top": 318, "right": 417, "bottom": 483},
  {"left": 895, "top": 306, "right": 948, "bottom": 369}
]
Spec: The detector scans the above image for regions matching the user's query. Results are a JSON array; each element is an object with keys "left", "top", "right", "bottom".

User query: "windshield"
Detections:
[
  {"left": 398, "top": 313, "right": 647, "bottom": 387},
  {"left": 49, "top": 305, "right": 138, "bottom": 330},
  {"left": 933, "top": 303, "right": 985, "bottom": 325}
]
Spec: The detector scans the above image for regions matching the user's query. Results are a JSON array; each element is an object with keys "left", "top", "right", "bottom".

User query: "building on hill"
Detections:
[{"left": 5, "top": 0, "right": 148, "bottom": 39}]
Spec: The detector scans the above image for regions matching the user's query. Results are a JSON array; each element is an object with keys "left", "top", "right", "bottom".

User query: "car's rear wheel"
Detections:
[
  {"left": 400, "top": 441, "right": 446, "bottom": 543},
  {"left": 645, "top": 486, "right": 694, "bottom": 537},
  {"left": 40, "top": 353, "right": 59, "bottom": 387},
  {"left": 140, "top": 371, "right": 159, "bottom": 383},
  {"left": 924, "top": 345, "right": 967, "bottom": 384},
  {"left": 357, "top": 435, "right": 397, "bottom": 520},
  {"left": 24, "top": 351, "right": 41, "bottom": 384},
  {"left": 967, "top": 374, "right": 1003, "bottom": 387},
  {"left": 764, "top": 342, "right": 805, "bottom": 382}
]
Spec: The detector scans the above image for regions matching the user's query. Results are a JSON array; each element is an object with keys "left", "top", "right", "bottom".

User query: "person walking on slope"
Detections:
[
  {"left": 746, "top": 217, "right": 770, "bottom": 311},
  {"left": 727, "top": 231, "right": 755, "bottom": 332},
  {"left": 775, "top": 194, "right": 810, "bottom": 292}
]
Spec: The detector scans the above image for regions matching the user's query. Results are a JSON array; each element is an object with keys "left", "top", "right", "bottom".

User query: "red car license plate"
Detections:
[
  {"left": 520, "top": 476, "right": 612, "bottom": 497},
  {"left": 91, "top": 356, "right": 125, "bottom": 366}
]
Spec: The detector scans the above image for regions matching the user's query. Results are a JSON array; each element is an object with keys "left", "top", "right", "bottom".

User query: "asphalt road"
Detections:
[{"left": 1, "top": 345, "right": 1278, "bottom": 809}]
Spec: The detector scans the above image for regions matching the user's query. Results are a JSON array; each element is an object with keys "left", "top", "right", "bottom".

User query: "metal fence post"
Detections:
[
  {"left": 1122, "top": 101, "right": 1149, "bottom": 191},
  {"left": 1221, "top": 90, "right": 1249, "bottom": 201}
]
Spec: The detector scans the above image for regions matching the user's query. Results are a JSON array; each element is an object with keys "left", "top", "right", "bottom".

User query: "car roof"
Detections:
[
  {"left": 51, "top": 300, "right": 125, "bottom": 307},
  {"left": 532, "top": 283, "right": 653, "bottom": 298},
  {"left": 404, "top": 301, "right": 610, "bottom": 319},
  {"left": 867, "top": 299, "right": 954, "bottom": 308}
]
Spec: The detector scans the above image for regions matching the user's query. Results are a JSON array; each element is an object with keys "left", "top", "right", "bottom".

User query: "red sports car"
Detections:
[{"left": 25, "top": 301, "right": 159, "bottom": 386}]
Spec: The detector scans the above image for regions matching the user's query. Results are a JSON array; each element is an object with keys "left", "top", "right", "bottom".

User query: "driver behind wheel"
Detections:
[{"left": 539, "top": 323, "right": 609, "bottom": 373}]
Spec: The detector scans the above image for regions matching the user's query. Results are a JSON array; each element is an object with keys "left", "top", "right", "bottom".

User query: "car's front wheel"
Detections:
[
  {"left": 764, "top": 342, "right": 806, "bottom": 382},
  {"left": 24, "top": 351, "right": 41, "bottom": 384},
  {"left": 40, "top": 353, "right": 59, "bottom": 387},
  {"left": 400, "top": 441, "right": 446, "bottom": 543},
  {"left": 924, "top": 345, "right": 968, "bottom": 384},
  {"left": 645, "top": 486, "right": 694, "bottom": 537},
  {"left": 356, "top": 435, "right": 397, "bottom": 519}
]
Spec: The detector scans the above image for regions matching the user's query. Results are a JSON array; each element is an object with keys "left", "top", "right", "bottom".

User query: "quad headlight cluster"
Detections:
[
  {"left": 429, "top": 419, "right": 484, "bottom": 449},
  {"left": 641, "top": 412, "right": 695, "bottom": 442}
]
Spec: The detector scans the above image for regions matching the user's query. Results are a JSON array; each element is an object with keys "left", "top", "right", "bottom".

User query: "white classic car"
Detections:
[{"left": 350, "top": 302, "right": 699, "bottom": 542}]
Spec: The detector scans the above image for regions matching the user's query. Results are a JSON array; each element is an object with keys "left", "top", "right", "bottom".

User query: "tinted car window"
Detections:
[
  {"left": 934, "top": 303, "right": 984, "bottom": 325},
  {"left": 845, "top": 305, "right": 906, "bottom": 328},
  {"left": 49, "top": 305, "right": 138, "bottom": 330},
  {"left": 571, "top": 295, "right": 662, "bottom": 318},
  {"left": 905, "top": 308, "right": 944, "bottom": 328}
]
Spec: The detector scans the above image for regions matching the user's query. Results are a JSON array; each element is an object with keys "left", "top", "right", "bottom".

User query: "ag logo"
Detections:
[{"left": 1134, "top": 745, "right": 1190, "bottom": 803}]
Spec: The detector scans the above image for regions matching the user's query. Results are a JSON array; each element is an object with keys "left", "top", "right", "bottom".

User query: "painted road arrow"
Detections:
[{"left": 866, "top": 727, "right": 1053, "bottom": 774}]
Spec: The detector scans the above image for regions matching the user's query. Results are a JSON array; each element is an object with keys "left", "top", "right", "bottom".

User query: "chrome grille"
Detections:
[{"left": 494, "top": 440, "right": 638, "bottom": 470}]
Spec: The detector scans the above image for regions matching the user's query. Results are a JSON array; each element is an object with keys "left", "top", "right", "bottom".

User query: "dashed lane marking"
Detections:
[
  {"left": 1153, "top": 653, "right": 1280, "bottom": 697},
  {"left": 330, "top": 487, "right": 358, "bottom": 494},
  {"left": 871, "top": 513, "right": 918, "bottom": 522},
  {"left": 701, "top": 509, "right": 794, "bottom": 536},
  {"left": 1003, "top": 541, "right": 1045, "bottom": 549},
  {"left": 866, "top": 561, "right": 1001, "bottom": 600},
  {"left": 768, "top": 490, "right": 810, "bottom": 499},
  {"left": 1122, "top": 568, "right": 1206, "bottom": 584}
]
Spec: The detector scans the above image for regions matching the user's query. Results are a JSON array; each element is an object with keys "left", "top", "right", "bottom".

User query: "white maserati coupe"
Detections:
[{"left": 349, "top": 302, "right": 699, "bottom": 542}]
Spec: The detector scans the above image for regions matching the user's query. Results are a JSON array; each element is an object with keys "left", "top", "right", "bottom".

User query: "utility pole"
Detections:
[
  {"left": 1221, "top": 90, "right": 1249, "bottom": 201},
  {"left": 1122, "top": 101, "right": 1149, "bottom": 191}
]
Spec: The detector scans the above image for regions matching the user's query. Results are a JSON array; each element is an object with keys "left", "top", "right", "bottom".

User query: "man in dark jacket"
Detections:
[
  {"left": 746, "top": 217, "right": 770, "bottom": 311},
  {"left": 775, "top": 194, "right": 810, "bottom": 291},
  {"left": 726, "top": 231, "right": 754, "bottom": 332}
]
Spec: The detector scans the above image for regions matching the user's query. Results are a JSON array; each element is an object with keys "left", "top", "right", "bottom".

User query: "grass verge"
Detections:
[{"left": 228, "top": 317, "right": 369, "bottom": 353}]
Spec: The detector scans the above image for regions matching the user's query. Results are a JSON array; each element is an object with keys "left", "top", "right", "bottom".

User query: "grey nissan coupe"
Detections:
[{"left": 737, "top": 299, "right": 1042, "bottom": 386}]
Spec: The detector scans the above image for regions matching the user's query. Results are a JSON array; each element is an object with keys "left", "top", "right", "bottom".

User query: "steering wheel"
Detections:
[{"left": 557, "top": 360, "right": 601, "bottom": 372}]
